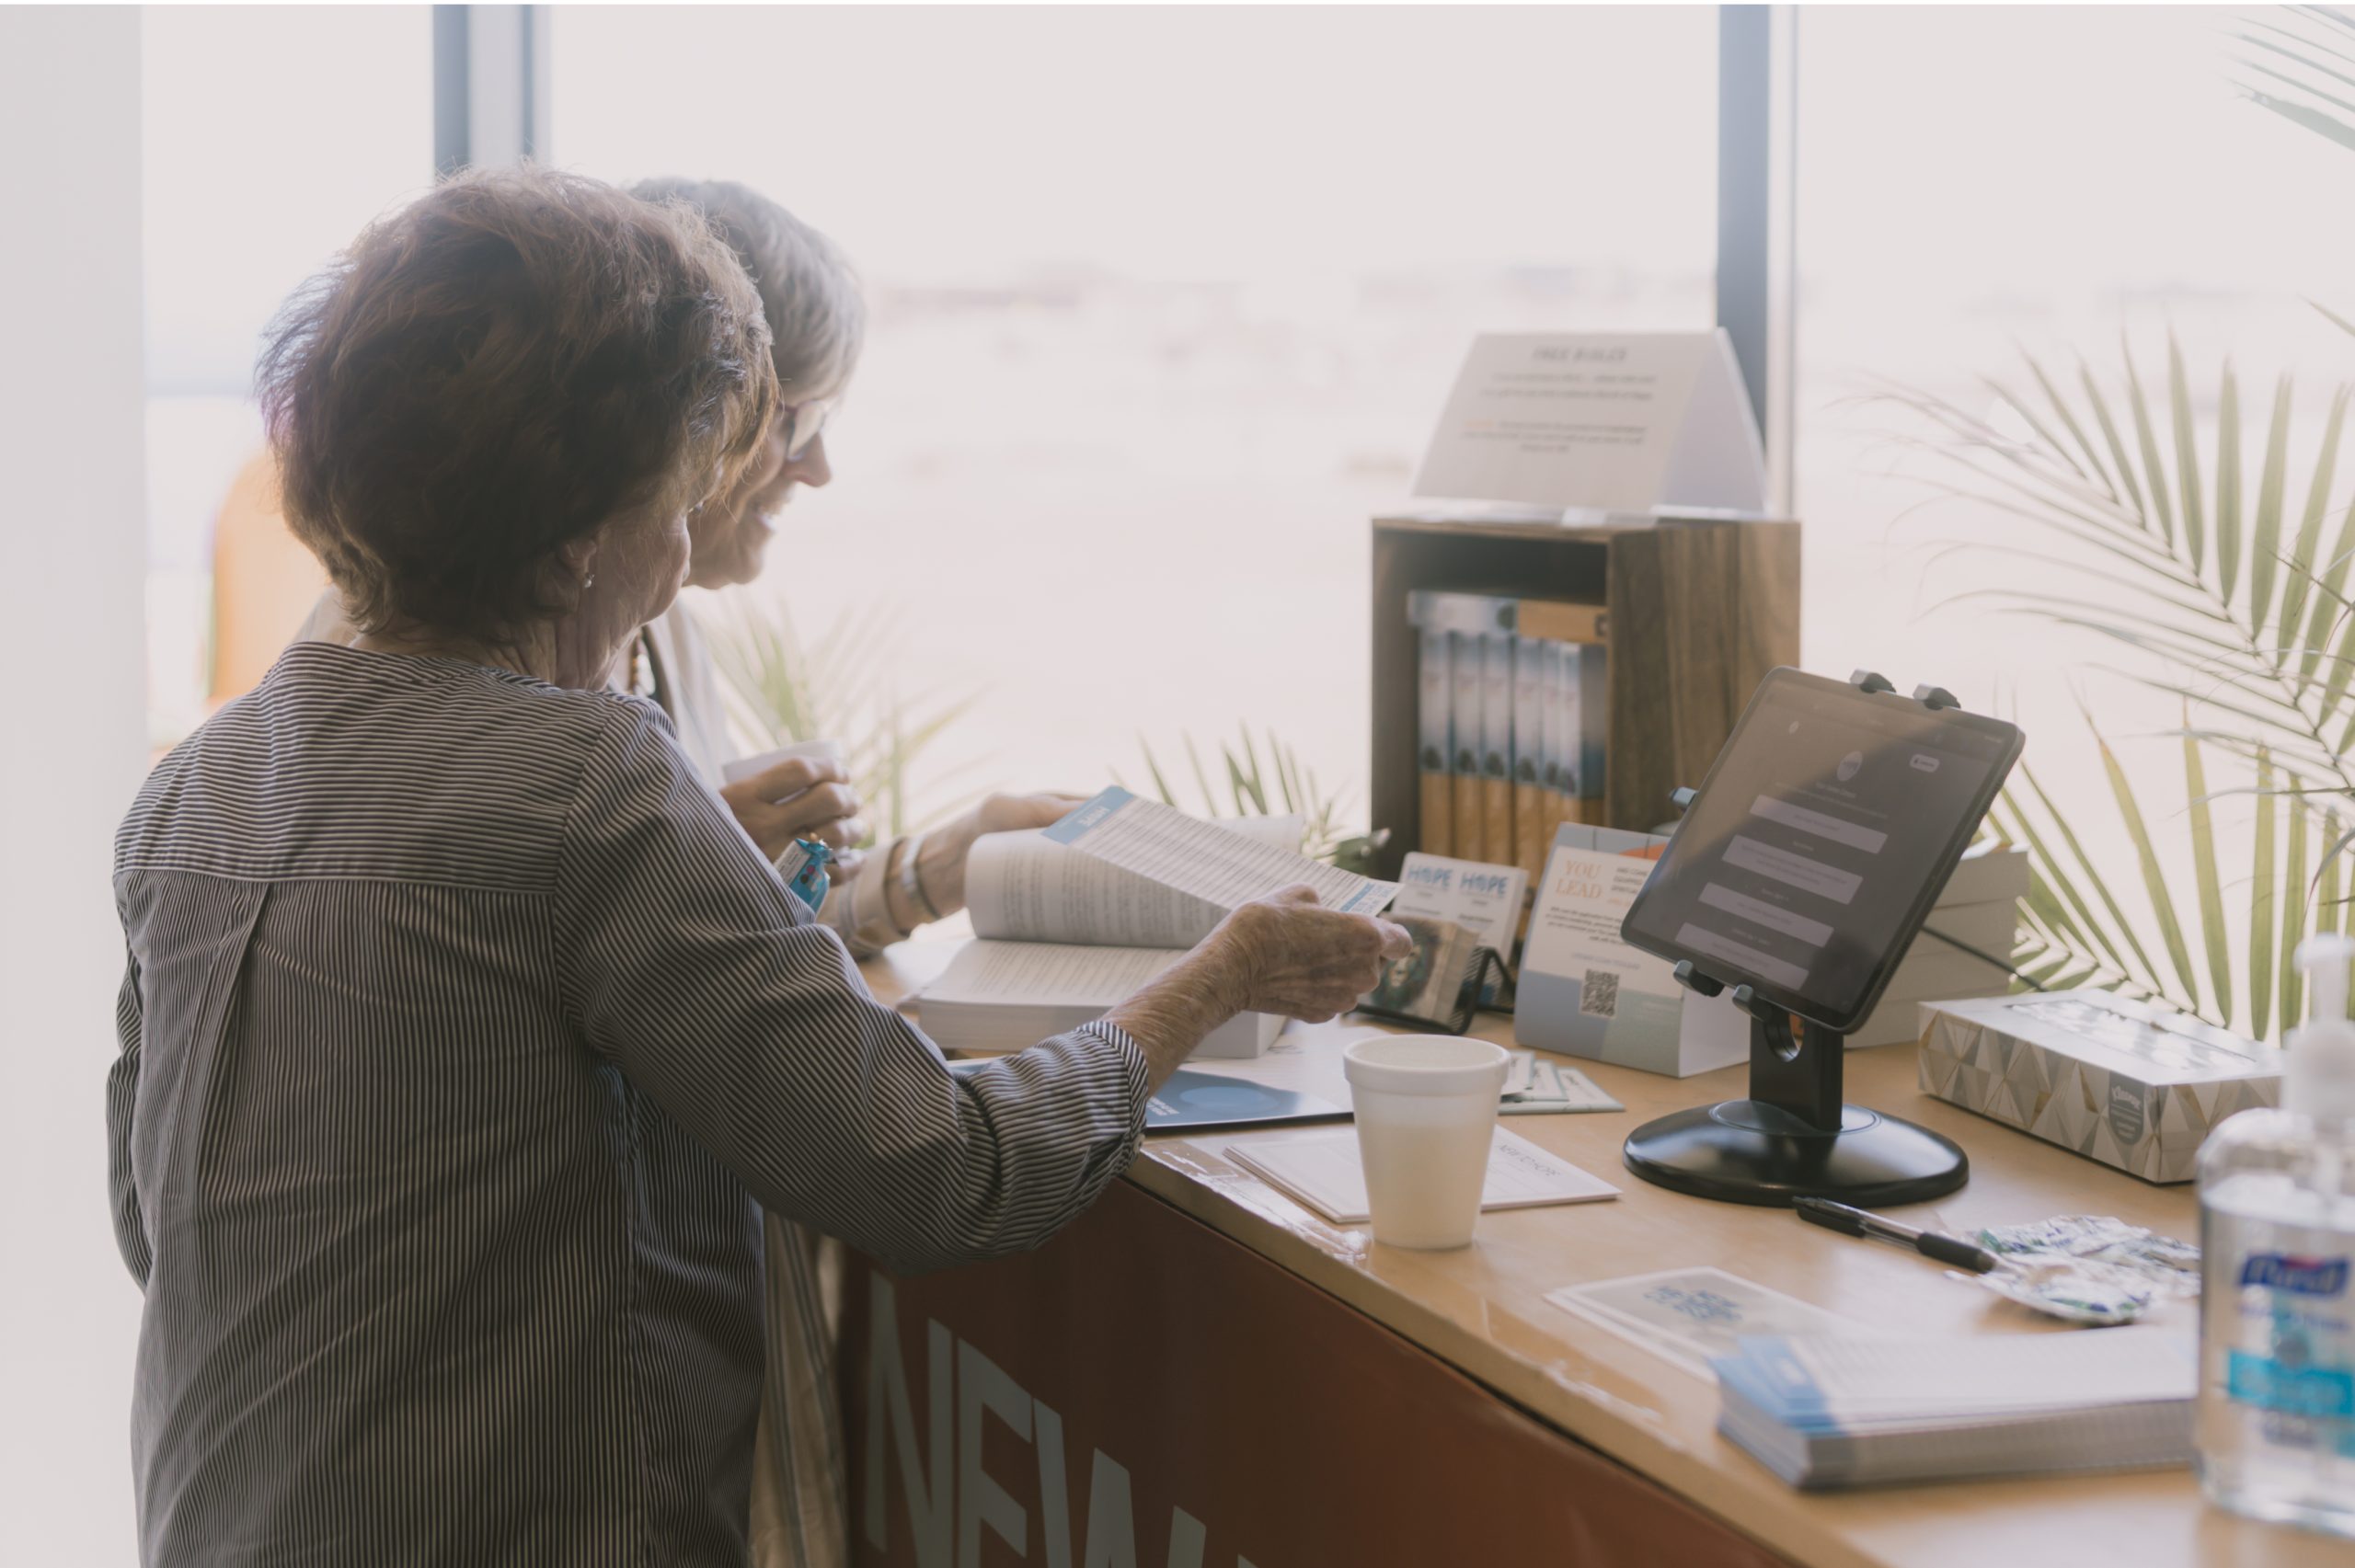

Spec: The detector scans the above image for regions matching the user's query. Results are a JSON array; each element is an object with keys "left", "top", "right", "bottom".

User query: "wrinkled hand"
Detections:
[
  {"left": 910, "top": 791, "right": 1091, "bottom": 916},
  {"left": 1206, "top": 885, "right": 1414, "bottom": 1023},
  {"left": 718, "top": 756, "right": 864, "bottom": 862}
]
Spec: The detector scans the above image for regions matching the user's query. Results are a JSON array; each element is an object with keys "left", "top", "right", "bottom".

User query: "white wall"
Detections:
[{"left": 0, "top": 8, "right": 150, "bottom": 1563}]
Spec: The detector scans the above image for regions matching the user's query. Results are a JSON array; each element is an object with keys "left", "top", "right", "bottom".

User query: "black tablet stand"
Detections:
[{"left": 1619, "top": 671, "right": 1972, "bottom": 1207}]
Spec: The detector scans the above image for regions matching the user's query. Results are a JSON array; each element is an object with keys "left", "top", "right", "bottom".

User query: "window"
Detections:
[
  {"left": 551, "top": 5, "right": 1717, "bottom": 819},
  {"left": 143, "top": 5, "right": 432, "bottom": 744},
  {"left": 1796, "top": 5, "right": 2355, "bottom": 733},
  {"left": 1794, "top": 5, "right": 2355, "bottom": 1025}
]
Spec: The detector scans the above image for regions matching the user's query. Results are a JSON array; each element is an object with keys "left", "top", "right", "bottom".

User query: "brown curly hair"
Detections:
[{"left": 258, "top": 165, "right": 777, "bottom": 643}]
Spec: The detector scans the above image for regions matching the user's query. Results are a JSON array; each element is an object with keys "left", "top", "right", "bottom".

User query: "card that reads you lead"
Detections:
[{"left": 1514, "top": 827, "right": 1747, "bottom": 1078}]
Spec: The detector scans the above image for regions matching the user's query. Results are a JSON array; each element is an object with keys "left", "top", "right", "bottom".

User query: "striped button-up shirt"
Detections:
[{"left": 107, "top": 643, "right": 1148, "bottom": 1565}]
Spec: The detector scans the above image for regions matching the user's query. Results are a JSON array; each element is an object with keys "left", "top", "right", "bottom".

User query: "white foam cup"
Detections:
[
  {"left": 1341, "top": 1034, "right": 1511, "bottom": 1250},
  {"left": 721, "top": 739, "right": 844, "bottom": 794}
]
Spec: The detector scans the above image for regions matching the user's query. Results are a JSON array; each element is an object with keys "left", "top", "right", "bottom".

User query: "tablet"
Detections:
[{"left": 1620, "top": 670, "right": 2024, "bottom": 1034}]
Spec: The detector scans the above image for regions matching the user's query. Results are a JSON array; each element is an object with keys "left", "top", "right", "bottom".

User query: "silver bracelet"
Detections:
[
  {"left": 823, "top": 845, "right": 912, "bottom": 954},
  {"left": 899, "top": 832, "right": 942, "bottom": 924}
]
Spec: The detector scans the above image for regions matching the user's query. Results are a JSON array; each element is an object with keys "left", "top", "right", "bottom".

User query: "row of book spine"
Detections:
[{"left": 1409, "top": 589, "right": 1607, "bottom": 885}]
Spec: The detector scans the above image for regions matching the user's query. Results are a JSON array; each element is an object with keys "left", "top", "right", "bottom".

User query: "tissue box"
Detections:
[{"left": 1917, "top": 990, "right": 2280, "bottom": 1184}]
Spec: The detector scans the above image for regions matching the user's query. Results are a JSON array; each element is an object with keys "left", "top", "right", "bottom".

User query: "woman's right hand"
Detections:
[
  {"left": 1103, "top": 885, "right": 1412, "bottom": 1086},
  {"left": 718, "top": 756, "right": 864, "bottom": 861},
  {"left": 1203, "top": 885, "right": 1414, "bottom": 1023}
]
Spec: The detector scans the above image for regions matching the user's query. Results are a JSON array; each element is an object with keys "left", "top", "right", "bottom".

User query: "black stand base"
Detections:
[
  {"left": 1623, "top": 1099, "right": 1968, "bottom": 1207},
  {"left": 1622, "top": 976, "right": 1968, "bottom": 1207}
]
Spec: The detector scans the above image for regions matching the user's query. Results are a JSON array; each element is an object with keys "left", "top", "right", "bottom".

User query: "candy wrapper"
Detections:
[{"left": 1949, "top": 1214, "right": 2201, "bottom": 1327}]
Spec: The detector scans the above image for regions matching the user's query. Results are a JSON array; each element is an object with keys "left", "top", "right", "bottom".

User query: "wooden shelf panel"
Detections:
[{"left": 1369, "top": 515, "right": 1800, "bottom": 878}]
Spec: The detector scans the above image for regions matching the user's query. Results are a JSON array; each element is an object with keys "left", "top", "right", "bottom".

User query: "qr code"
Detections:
[{"left": 1580, "top": 969, "right": 1620, "bottom": 1019}]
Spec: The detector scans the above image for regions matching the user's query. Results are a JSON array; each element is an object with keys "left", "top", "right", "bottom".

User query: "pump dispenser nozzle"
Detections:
[{"left": 2289, "top": 933, "right": 2355, "bottom": 1120}]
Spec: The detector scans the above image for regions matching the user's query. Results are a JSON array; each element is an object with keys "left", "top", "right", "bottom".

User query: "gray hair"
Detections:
[{"left": 630, "top": 177, "right": 864, "bottom": 401}]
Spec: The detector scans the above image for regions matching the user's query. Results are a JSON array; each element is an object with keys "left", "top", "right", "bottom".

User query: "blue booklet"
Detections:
[
  {"left": 1143, "top": 1069, "right": 1348, "bottom": 1132},
  {"left": 947, "top": 1059, "right": 1346, "bottom": 1132}
]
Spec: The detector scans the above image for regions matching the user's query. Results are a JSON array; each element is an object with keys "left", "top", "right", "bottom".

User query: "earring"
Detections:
[{"left": 583, "top": 573, "right": 596, "bottom": 589}]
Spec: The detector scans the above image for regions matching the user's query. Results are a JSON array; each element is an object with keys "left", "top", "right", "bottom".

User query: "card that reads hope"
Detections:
[
  {"left": 1389, "top": 853, "right": 1528, "bottom": 1003},
  {"left": 1513, "top": 827, "right": 1747, "bottom": 1078},
  {"left": 1392, "top": 853, "right": 1525, "bottom": 947}
]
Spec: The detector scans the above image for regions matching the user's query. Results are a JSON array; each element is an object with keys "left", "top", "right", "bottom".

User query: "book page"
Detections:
[
  {"left": 928, "top": 940, "right": 1177, "bottom": 1004},
  {"left": 1043, "top": 789, "right": 1398, "bottom": 919},
  {"left": 967, "top": 813, "right": 1305, "bottom": 947}
]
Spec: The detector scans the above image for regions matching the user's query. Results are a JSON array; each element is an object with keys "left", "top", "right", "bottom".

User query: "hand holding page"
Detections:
[
  {"left": 965, "top": 816, "right": 1304, "bottom": 949},
  {"left": 1046, "top": 788, "right": 1400, "bottom": 915}
]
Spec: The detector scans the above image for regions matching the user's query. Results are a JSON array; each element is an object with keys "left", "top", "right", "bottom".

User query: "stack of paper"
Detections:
[
  {"left": 1224, "top": 1127, "right": 1618, "bottom": 1224},
  {"left": 1844, "top": 843, "right": 2029, "bottom": 1048},
  {"left": 1714, "top": 1325, "right": 2196, "bottom": 1490}
]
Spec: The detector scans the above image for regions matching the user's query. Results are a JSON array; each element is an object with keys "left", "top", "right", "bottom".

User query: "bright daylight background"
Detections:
[{"left": 144, "top": 6, "right": 2355, "bottom": 886}]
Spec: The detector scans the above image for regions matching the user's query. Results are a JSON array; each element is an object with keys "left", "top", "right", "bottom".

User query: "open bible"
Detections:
[{"left": 917, "top": 817, "right": 1304, "bottom": 1059}]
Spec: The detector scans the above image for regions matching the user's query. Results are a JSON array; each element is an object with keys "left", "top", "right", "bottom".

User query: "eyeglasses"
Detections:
[{"left": 779, "top": 397, "right": 835, "bottom": 461}]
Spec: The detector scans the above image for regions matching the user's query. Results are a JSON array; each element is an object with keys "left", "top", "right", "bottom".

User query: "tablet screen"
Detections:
[{"left": 1620, "top": 670, "right": 2023, "bottom": 1032}]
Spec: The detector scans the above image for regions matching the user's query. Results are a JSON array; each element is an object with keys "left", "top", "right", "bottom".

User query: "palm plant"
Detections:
[
  {"left": 1118, "top": 728, "right": 1389, "bottom": 875},
  {"left": 2233, "top": 6, "right": 2355, "bottom": 154},
  {"left": 703, "top": 597, "right": 1386, "bottom": 879},
  {"left": 1884, "top": 339, "right": 2354, "bottom": 1038},
  {"left": 1846, "top": 6, "right": 2355, "bottom": 1041},
  {"left": 700, "top": 594, "right": 981, "bottom": 842}
]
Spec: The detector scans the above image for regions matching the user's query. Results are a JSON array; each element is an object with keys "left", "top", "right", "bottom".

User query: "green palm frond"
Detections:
[
  {"left": 1892, "top": 326, "right": 2355, "bottom": 1040},
  {"left": 702, "top": 593, "right": 982, "bottom": 842},
  {"left": 2234, "top": 8, "right": 2355, "bottom": 153},
  {"left": 1130, "top": 727, "right": 1387, "bottom": 873}
]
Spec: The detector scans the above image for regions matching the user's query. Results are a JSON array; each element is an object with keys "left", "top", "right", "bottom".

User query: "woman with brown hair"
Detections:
[{"left": 107, "top": 165, "right": 1405, "bottom": 1564}]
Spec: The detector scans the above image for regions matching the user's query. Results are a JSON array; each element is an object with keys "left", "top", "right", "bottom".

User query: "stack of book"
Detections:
[
  {"left": 1843, "top": 843, "right": 2029, "bottom": 1048},
  {"left": 1715, "top": 1326, "right": 2196, "bottom": 1490},
  {"left": 913, "top": 816, "right": 1300, "bottom": 1060},
  {"left": 1408, "top": 588, "right": 1607, "bottom": 887},
  {"left": 920, "top": 942, "right": 1280, "bottom": 1059}
]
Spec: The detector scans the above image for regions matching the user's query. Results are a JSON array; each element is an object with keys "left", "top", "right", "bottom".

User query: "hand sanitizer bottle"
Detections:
[{"left": 2198, "top": 933, "right": 2355, "bottom": 1536}]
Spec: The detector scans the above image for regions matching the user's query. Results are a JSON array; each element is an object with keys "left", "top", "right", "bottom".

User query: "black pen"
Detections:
[{"left": 1794, "top": 1196, "right": 2005, "bottom": 1275}]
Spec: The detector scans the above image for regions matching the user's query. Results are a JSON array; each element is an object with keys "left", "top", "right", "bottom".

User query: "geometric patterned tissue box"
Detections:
[{"left": 1918, "top": 989, "right": 2280, "bottom": 1184}]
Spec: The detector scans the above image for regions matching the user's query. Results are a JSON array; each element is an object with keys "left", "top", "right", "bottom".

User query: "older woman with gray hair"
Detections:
[
  {"left": 112, "top": 165, "right": 1407, "bottom": 1565},
  {"left": 620, "top": 177, "right": 1063, "bottom": 956},
  {"left": 621, "top": 176, "right": 1091, "bottom": 1568}
]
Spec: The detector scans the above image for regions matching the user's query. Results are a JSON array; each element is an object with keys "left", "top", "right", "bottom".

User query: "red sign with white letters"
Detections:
[{"left": 842, "top": 1179, "right": 1786, "bottom": 1568}]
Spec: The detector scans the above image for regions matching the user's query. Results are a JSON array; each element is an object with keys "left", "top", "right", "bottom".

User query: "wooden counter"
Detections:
[{"left": 859, "top": 940, "right": 2349, "bottom": 1568}]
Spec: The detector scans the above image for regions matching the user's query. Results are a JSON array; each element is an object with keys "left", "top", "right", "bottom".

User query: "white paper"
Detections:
[
  {"left": 1223, "top": 1127, "right": 1618, "bottom": 1224},
  {"left": 1499, "top": 1050, "right": 1623, "bottom": 1115},
  {"left": 1046, "top": 788, "right": 1398, "bottom": 916},
  {"left": 1734, "top": 1325, "right": 2196, "bottom": 1419},
  {"left": 966, "top": 815, "right": 1303, "bottom": 948},
  {"left": 1411, "top": 329, "right": 1766, "bottom": 514},
  {"left": 1546, "top": 1266, "right": 1867, "bottom": 1381}
]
